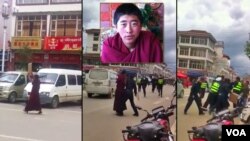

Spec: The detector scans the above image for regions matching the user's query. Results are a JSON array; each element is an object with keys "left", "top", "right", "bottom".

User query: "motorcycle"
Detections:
[
  {"left": 122, "top": 94, "right": 176, "bottom": 141},
  {"left": 187, "top": 107, "right": 242, "bottom": 141}
]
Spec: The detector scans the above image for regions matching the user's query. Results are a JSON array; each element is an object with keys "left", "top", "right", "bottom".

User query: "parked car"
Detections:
[
  {"left": 85, "top": 68, "right": 117, "bottom": 98},
  {"left": 177, "top": 79, "right": 184, "bottom": 98},
  {"left": 24, "top": 68, "right": 82, "bottom": 108},
  {"left": 0, "top": 71, "right": 28, "bottom": 103}
]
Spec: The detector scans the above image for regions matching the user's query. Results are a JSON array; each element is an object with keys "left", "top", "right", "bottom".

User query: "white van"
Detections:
[
  {"left": 85, "top": 68, "right": 117, "bottom": 98},
  {"left": 0, "top": 71, "right": 28, "bottom": 103},
  {"left": 23, "top": 68, "right": 82, "bottom": 108}
]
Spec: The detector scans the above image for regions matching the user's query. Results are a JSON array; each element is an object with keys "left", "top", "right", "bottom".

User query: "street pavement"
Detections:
[
  {"left": 0, "top": 101, "right": 81, "bottom": 141},
  {"left": 83, "top": 84, "right": 176, "bottom": 141},
  {"left": 177, "top": 87, "right": 242, "bottom": 141}
]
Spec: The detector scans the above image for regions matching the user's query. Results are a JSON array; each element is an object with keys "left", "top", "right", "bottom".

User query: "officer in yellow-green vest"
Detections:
[
  {"left": 157, "top": 76, "right": 164, "bottom": 97},
  {"left": 232, "top": 77, "right": 242, "bottom": 94},
  {"left": 199, "top": 77, "right": 209, "bottom": 99},
  {"left": 231, "top": 76, "right": 243, "bottom": 108},
  {"left": 208, "top": 77, "right": 222, "bottom": 113},
  {"left": 136, "top": 77, "right": 142, "bottom": 92}
]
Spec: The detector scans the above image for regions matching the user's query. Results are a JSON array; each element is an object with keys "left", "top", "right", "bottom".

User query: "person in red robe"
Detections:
[
  {"left": 24, "top": 74, "right": 42, "bottom": 114},
  {"left": 101, "top": 3, "right": 163, "bottom": 63},
  {"left": 113, "top": 70, "right": 127, "bottom": 116}
]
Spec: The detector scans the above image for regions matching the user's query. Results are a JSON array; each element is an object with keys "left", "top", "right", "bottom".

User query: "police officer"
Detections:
[
  {"left": 231, "top": 76, "right": 243, "bottom": 107},
  {"left": 157, "top": 76, "right": 164, "bottom": 97},
  {"left": 208, "top": 77, "right": 221, "bottom": 114},
  {"left": 184, "top": 77, "right": 204, "bottom": 115}
]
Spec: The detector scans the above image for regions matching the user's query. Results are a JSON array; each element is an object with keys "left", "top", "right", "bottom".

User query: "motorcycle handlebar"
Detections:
[{"left": 187, "top": 130, "right": 195, "bottom": 133}]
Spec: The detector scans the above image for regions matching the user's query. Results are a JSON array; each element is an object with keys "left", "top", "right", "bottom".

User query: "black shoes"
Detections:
[
  {"left": 38, "top": 111, "right": 42, "bottom": 114},
  {"left": 133, "top": 113, "right": 139, "bottom": 116},
  {"left": 199, "top": 112, "right": 205, "bottom": 115},
  {"left": 116, "top": 112, "right": 124, "bottom": 116}
]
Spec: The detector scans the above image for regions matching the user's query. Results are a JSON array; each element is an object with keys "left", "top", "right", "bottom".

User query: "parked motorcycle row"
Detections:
[
  {"left": 187, "top": 103, "right": 250, "bottom": 141},
  {"left": 122, "top": 90, "right": 176, "bottom": 141}
]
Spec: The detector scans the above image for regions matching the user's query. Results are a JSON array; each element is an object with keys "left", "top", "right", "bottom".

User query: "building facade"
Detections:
[
  {"left": 177, "top": 30, "right": 217, "bottom": 76},
  {"left": 82, "top": 29, "right": 101, "bottom": 68},
  {"left": 8, "top": 0, "right": 81, "bottom": 71}
]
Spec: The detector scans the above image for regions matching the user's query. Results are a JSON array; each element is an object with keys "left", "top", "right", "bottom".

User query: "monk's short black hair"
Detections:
[{"left": 113, "top": 3, "right": 143, "bottom": 25}]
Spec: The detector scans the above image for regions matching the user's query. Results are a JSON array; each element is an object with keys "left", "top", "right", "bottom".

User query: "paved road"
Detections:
[
  {"left": 0, "top": 101, "right": 81, "bottom": 141},
  {"left": 83, "top": 85, "right": 176, "bottom": 141},
  {"left": 177, "top": 87, "right": 242, "bottom": 141}
]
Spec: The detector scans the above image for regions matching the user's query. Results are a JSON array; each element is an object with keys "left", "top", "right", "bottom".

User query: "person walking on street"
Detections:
[
  {"left": 136, "top": 76, "right": 142, "bottom": 93},
  {"left": 157, "top": 76, "right": 164, "bottom": 97},
  {"left": 24, "top": 74, "right": 42, "bottom": 114},
  {"left": 125, "top": 74, "right": 139, "bottom": 116},
  {"left": 141, "top": 76, "right": 149, "bottom": 97},
  {"left": 184, "top": 77, "right": 204, "bottom": 115},
  {"left": 151, "top": 75, "right": 157, "bottom": 93},
  {"left": 231, "top": 76, "right": 243, "bottom": 108},
  {"left": 113, "top": 70, "right": 127, "bottom": 116}
]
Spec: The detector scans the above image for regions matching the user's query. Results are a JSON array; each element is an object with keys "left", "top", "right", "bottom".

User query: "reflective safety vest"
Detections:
[
  {"left": 233, "top": 81, "right": 242, "bottom": 92},
  {"left": 210, "top": 82, "right": 220, "bottom": 93},
  {"left": 136, "top": 78, "right": 141, "bottom": 84},
  {"left": 158, "top": 79, "right": 164, "bottom": 85},
  {"left": 200, "top": 82, "right": 207, "bottom": 89}
]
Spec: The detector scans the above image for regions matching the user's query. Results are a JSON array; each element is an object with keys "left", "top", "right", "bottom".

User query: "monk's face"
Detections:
[{"left": 115, "top": 14, "right": 142, "bottom": 48}]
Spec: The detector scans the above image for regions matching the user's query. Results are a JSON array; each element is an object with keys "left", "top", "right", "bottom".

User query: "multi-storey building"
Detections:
[
  {"left": 83, "top": 29, "right": 101, "bottom": 66},
  {"left": 8, "top": 0, "right": 81, "bottom": 71},
  {"left": 177, "top": 30, "right": 217, "bottom": 76}
]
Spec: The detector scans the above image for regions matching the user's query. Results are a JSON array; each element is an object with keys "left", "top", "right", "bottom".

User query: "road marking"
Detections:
[{"left": 0, "top": 134, "right": 44, "bottom": 141}]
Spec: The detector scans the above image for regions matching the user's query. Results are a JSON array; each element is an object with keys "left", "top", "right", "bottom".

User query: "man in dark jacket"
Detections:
[
  {"left": 184, "top": 77, "right": 204, "bottom": 115},
  {"left": 125, "top": 74, "right": 139, "bottom": 116}
]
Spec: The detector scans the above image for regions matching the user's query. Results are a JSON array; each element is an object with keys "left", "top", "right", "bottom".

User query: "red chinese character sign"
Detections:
[{"left": 44, "top": 37, "right": 82, "bottom": 51}]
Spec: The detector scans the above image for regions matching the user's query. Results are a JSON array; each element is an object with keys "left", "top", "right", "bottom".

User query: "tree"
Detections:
[
  {"left": 14, "top": 46, "right": 33, "bottom": 70},
  {"left": 244, "top": 41, "right": 250, "bottom": 58}
]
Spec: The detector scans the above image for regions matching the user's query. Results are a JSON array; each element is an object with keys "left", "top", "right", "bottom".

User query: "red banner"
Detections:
[{"left": 44, "top": 37, "right": 81, "bottom": 51}]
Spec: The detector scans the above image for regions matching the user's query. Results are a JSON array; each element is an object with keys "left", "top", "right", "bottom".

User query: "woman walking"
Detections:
[{"left": 24, "top": 74, "right": 42, "bottom": 114}]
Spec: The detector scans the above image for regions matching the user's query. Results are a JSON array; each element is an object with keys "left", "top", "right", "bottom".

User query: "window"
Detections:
[
  {"left": 93, "top": 44, "right": 98, "bottom": 51},
  {"left": 180, "top": 36, "right": 190, "bottom": 43},
  {"left": 77, "top": 75, "right": 82, "bottom": 85},
  {"left": 190, "top": 48, "right": 206, "bottom": 57},
  {"left": 17, "top": 0, "right": 48, "bottom": 5},
  {"left": 16, "top": 15, "right": 47, "bottom": 37},
  {"left": 56, "top": 75, "right": 66, "bottom": 86},
  {"left": 179, "top": 47, "right": 189, "bottom": 55},
  {"left": 189, "top": 60, "right": 205, "bottom": 69},
  {"left": 93, "top": 33, "right": 99, "bottom": 41},
  {"left": 68, "top": 75, "right": 76, "bottom": 85},
  {"left": 51, "top": 0, "right": 81, "bottom": 3},
  {"left": 191, "top": 37, "right": 207, "bottom": 45},
  {"left": 50, "top": 15, "right": 81, "bottom": 36},
  {"left": 178, "top": 59, "right": 188, "bottom": 68}
]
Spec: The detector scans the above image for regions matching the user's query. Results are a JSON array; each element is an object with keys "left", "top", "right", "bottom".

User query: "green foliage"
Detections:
[
  {"left": 244, "top": 41, "right": 250, "bottom": 58},
  {"left": 140, "top": 4, "right": 161, "bottom": 40}
]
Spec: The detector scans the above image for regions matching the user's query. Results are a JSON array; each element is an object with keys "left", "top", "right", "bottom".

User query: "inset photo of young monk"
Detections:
[{"left": 100, "top": 3, "right": 164, "bottom": 63}]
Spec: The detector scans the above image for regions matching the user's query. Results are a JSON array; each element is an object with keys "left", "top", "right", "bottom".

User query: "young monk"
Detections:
[{"left": 101, "top": 3, "right": 163, "bottom": 63}]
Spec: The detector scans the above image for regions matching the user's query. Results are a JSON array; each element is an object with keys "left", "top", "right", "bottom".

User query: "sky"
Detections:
[
  {"left": 83, "top": 0, "right": 177, "bottom": 72},
  {"left": 178, "top": 0, "right": 250, "bottom": 76}
]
